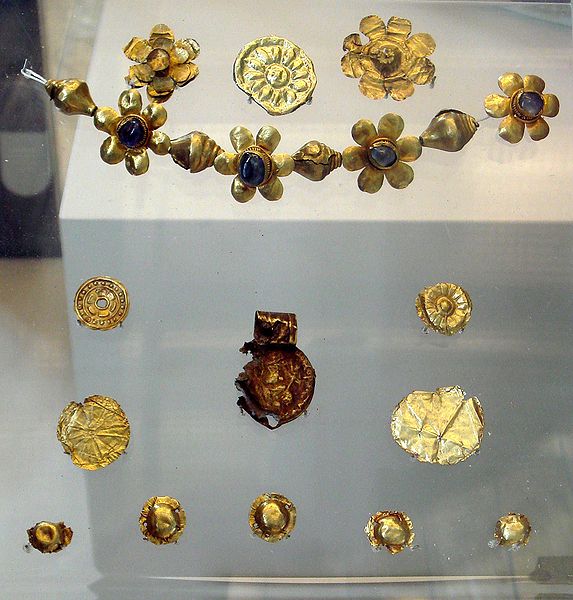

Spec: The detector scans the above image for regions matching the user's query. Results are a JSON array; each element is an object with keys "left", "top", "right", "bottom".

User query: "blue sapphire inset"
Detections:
[
  {"left": 239, "top": 151, "right": 267, "bottom": 187},
  {"left": 517, "top": 92, "right": 544, "bottom": 118},
  {"left": 117, "top": 117, "right": 148, "bottom": 149},
  {"left": 368, "top": 141, "right": 398, "bottom": 169}
]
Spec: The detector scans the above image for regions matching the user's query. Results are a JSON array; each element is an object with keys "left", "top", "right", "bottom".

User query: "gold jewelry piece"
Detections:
[
  {"left": 484, "top": 73, "right": 559, "bottom": 143},
  {"left": 57, "top": 395, "right": 130, "bottom": 470},
  {"left": 341, "top": 15, "right": 435, "bottom": 101},
  {"left": 74, "top": 276, "right": 129, "bottom": 330},
  {"left": 416, "top": 282, "right": 472, "bottom": 335},
  {"left": 236, "top": 311, "right": 316, "bottom": 429},
  {"left": 419, "top": 110, "right": 479, "bottom": 152},
  {"left": 365, "top": 511, "right": 414, "bottom": 554},
  {"left": 169, "top": 131, "right": 224, "bottom": 173},
  {"left": 494, "top": 513, "right": 531, "bottom": 549},
  {"left": 27, "top": 521, "right": 73, "bottom": 554},
  {"left": 124, "top": 24, "right": 200, "bottom": 102},
  {"left": 140, "top": 496, "right": 186, "bottom": 545},
  {"left": 391, "top": 386, "right": 484, "bottom": 465},
  {"left": 292, "top": 141, "right": 342, "bottom": 181},
  {"left": 249, "top": 493, "right": 296, "bottom": 542},
  {"left": 234, "top": 36, "right": 316, "bottom": 116}
]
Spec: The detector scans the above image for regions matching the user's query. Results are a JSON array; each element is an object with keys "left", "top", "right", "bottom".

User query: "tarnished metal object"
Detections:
[
  {"left": 27, "top": 521, "right": 73, "bottom": 554},
  {"left": 44, "top": 79, "right": 97, "bottom": 116},
  {"left": 415, "top": 282, "right": 472, "bottom": 335},
  {"left": 292, "top": 140, "right": 342, "bottom": 181},
  {"left": 494, "top": 513, "right": 531, "bottom": 549},
  {"left": 140, "top": 496, "right": 186, "bottom": 545},
  {"left": 57, "top": 395, "right": 130, "bottom": 470},
  {"left": 391, "top": 386, "right": 484, "bottom": 465},
  {"left": 74, "top": 276, "right": 129, "bottom": 330},
  {"left": 236, "top": 311, "right": 315, "bottom": 429},
  {"left": 234, "top": 36, "right": 316, "bottom": 116},
  {"left": 364, "top": 511, "right": 414, "bottom": 554},
  {"left": 419, "top": 110, "right": 479, "bottom": 152},
  {"left": 249, "top": 493, "right": 296, "bottom": 542},
  {"left": 169, "top": 131, "right": 223, "bottom": 173}
]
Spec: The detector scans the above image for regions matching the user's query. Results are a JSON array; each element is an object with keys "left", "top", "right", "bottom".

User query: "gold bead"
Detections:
[
  {"left": 292, "top": 141, "right": 342, "bottom": 181},
  {"left": 169, "top": 131, "right": 223, "bottom": 173},
  {"left": 44, "top": 79, "right": 97, "bottom": 116},
  {"left": 419, "top": 110, "right": 479, "bottom": 152}
]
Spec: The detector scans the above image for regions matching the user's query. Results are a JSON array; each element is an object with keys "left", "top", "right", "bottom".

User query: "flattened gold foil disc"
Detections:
[
  {"left": 365, "top": 511, "right": 414, "bottom": 554},
  {"left": 494, "top": 513, "right": 531, "bottom": 548},
  {"left": 27, "top": 521, "right": 73, "bottom": 554},
  {"left": 74, "top": 276, "right": 129, "bottom": 330},
  {"left": 57, "top": 395, "right": 130, "bottom": 470},
  {"left": 249, "top": 493, "right": 296, "bottom": 542},
  {"left": 416, "top": 282, "right": 472, "bottom": 335},
  {"left": 140, "top": 496, "right": 186, "bottom": 545}
]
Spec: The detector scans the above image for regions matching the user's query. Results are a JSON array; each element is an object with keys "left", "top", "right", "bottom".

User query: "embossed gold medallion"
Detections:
[
  {"left": 74, "top": 276, "right": 129, "bottom": 330},
  {"left": 234, "top": 36, "right": 316, "bottom": 116},
  {"left": 140, "top": 496, "right": 186, "bottom": 545},
  {"left": 236, "top": 311, "right": 316, "bottom": 429},
  {"left": 57, "top": 395, "right": 130, "bottom": 470},
  {"left": 494, "top": 513, "right": 531, "bottom": 549},
  {"left": 27, "top": 521, "right": 73, "bottom": 554},
  {"left": 249, "top": 493, "right": 296, "bottom": 542},
  {"left": 391, "top": 386, "right": 484, "bottom": 465},
  {"left": 416, "top": 282, "right": 472, "bottom": 335},
  {"left": 365, "top": 511, "right": 414, "bottom": 554}
]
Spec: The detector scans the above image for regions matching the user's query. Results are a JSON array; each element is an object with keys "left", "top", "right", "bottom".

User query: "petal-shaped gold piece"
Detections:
[
  {"left": 74, "top": 276, "right": 129, "bottom": 330},
  {"left": 408, "top": 57, "right": 435, "bottom": 85},
  {"left": 343, "top": 145, "right": 368, "bottom": 172},
  {"left": 498, "top": 72, "right": 524, "bottom": 97},
  {"left": 249, "top": 493, "right": 296, "bottom": 543},
  {"left": 387, "top": 79, "right": 415, "bottom": 101},
  {"left": 342, "top": 32, "right": 362, "bottom": 52},
  {"left": 128, "top": 63, "right": 154, "bottom": 85},
  {"left": 273, "top": 153, "right": 294, "bottom": 177},
  {"left": 230, "top": 126, "right": 255, "bottom": 153},
  {"left": 352, "top": 119, "right": 377, "bottom": 147},
  {"left": 358, "top": 72, "right": 387, "bottom": 99},
  {"left": 141, "top": 103, "right": 167, "bottom": 130},
  {"left": 377, "top": 113, "right": 404, "bottom": 141},
  {"left": 498, "top": 114, "right": 525, "bottom": 144},
  {"left": 125, "top": 149, "right": 150, "bottom": 176},
  {"left": 359, "top": 15, "right": 386, "bottom": 40},
  {"left": 150, "top": 75, "right": 175, "bottom": 95},
  {"left": 231, "top": 176, "right": 256, "bottom": 203},
  {"left": 175, "top": 38, "right": 200, "bottom": 62},
  {"left": 93, "top": 107, "right": 120, "bottom": 135},
  {"left": 140, "top": 496, "right": 186, "bottom": 545},
  {"left": 542, "top": 94, "right": 560, "bottom": 117},
  {"left": 406, "top": 32, "right": 436, "bottom": 57},
  {"left": 386, "top": 16, "right": 412, "bottom": 39},
  {"left": 358, "top": 165, "right": 384, "bottom": 194},
  {"left": 365, "top": 511, "right": 414, "bottom": 554},
  {"left": 146, "top": 48, "right": 171, "bottom": 72},
  {"left": 416, "top": 282, "right": 472, "bottom": 335},
  {"left": 123, "top": 37, "right": 152, "bottom": 63},
  {"left": 171, "top": 62, "right": 199, "bottom": 86},
  {"left": 259, "top": 176, "right": 284, "bottom": 201},
  {"left": 149, "top": 23, "right": 175, "bottom": 45},
  {"left": 484, "top": 93, "right": 511, "bottom": 118},
  {"left": 341, "top": 53, "right": 367, "bottom": 78},
  {"left": 100, "top": 136, "right": 126, "bottom": 164},
  {"left": 494, "top": 513, "right": 531, "bottom": 549},
  {"left": 149, "top": 131, "right": 171, "bottom": 155},
  {"left": 385, "top": 161, "right": 414, "bottom": 189},
  {"left": 27, "top": 521, "right": 73, "bottom": 554},
  {"left": 527, "top": 117, "right": 550, "bottom": 141},
  {"left": 396, "top": 136, "right": 422, "bottom": 162},
  {"left": 523, "top": 74, "right": 545, "bottom": 93},
  {"left": 256, "top": 125, "right": 281, "bottom": 153},
  {"left": 118, "top": 89, "right": 143, "bottom": 116},
  {"left": 214, "top": 152, "right": 240, "bottom": 176}
]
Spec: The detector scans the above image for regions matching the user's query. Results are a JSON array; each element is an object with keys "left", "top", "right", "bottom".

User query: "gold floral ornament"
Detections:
[
  {"left": 234, "top": 36, "right": 316, "bottom": 116},
  {"left": 416, "top": 282, "right": 472, "bottom": 335},
  {"left": 341, "top": 15, "right": 435, "bottom": 101},
  {"left": 124, "top": 24, "right": 199, "bottom": 102},
  {"left": 494, "top": 513, "right": 531, "bottom": 549},
  {"left": 365, "top": 511, "right": 414, "bottom": 554},
  {"left": 214, "top": 125, "right": 294, "bottom": 202},
  {"left": 484, "top": 73, "right": 559, "bottom": 143},
  {"left": 343, "top": 113, "right": 421, "bottom": 193},
  {"left": 94, "top": 89, "right": 170, "bottom": 176}
]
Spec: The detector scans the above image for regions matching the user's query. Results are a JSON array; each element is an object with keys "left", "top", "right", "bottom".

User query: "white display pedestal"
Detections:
[{"left": 59, "top": 1, "right": 573, "bottom": 597}]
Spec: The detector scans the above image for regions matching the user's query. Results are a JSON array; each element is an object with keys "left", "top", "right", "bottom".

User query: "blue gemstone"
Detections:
[
  {"left": 239, "top": 152, "right": 266, "bottom": 187},
  {"left": 368, "top": 142, "right": 397, "bottom": 169},
  {"left": 518, "top": 92, "right": 544, "bottom": 118},
  {"left": 117, "top": 117, "right": 147, "bottom": 149}
]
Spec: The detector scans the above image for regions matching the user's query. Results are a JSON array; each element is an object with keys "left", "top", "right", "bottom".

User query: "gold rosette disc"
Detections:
[
  {"left": 234, "top": 36, "right": 316, "bottom": 116},
  {"left": 27, "top": 521, "right": 73, "bottom": 554},
  {"left": 364, "top": 511, "right": 414, "bottom": 554},
  {"left": 416, "top": 282, "right": 472, "bottom": 335},
  {"left": 249, "top": 493, "right": 296, "bottom": 542},
  {"left": 494, "top": 513, "right": 531, "bottom": 548},
  {"left": 140, "top": 496, "right": 186, "bottom": 545},
  {"left": 74, "top": 276, "right": 129, "bottom": 330}
]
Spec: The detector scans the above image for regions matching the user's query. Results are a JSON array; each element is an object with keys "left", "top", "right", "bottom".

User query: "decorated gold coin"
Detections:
[
  {"left": 140, "top": 496, "right": 186, "bottom": 545},
  {"left": 57, "top": 395, "right": 130, "bottom": 470},
  {"left": 249, "top": 493, "right": 296, "bottom": 542},
  {"left": 365, "top": 511, "right": 414, "bottom": 554},
  {"left": 27, "top": 521, "right": 73, "bottom": 554},
  {"left": 416, "top": 282, "right": 472, "bottom": 335},
  {"left": 494, "top": 513, "right": 531, "bottom": 548},
  {"left": 74, "top": 276, "right": 129, "bottom": 330}
]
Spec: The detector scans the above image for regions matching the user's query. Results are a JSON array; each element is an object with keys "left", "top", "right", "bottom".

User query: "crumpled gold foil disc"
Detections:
[
  {"left": 249, "top": 493, "right": 296, "bottom": 542},
  {"left": 415, "top": 282, "right": 472, "bottom": 335},
  {"left": 364, "top": 511, "right": 414, "bottom": 554},
  {"left": 57, "top": 395, "right": 130, "bottom": 470},
  {"left": 139, "top": 496, "right": 186, "bottom": 545},
  {"left": 391, "top": 386, "right": 484, "bottom": 465},
  {"left": 494, "top": 513, "right": 531, "bottom": 548},
  {"left": 74, "top": 276, "right": 129, "bottom": 330},
  {"left": 27, "top": 521, "right": 73, "bottom": 554}
]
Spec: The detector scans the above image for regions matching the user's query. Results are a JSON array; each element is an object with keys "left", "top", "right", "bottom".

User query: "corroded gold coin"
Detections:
[
  {"left": 391, "top": 386, "right": 484, "bottom": 465},
  {"left": 249, "top": 493, "right": 296, "bottom": 542},
  {"left": 140, "top": 496, "right": 186, "bottom": 545},
  {"left": 57, "top": 395, "right": 130, "bottom": 470},
  {"left": 74, "top": 276, "right": 129, "bottom": 330},
  {"left": 416, "top": 282, "right": 472, "bottom": 335},
  {"left": 234, "top": 36, "right": 317, "bottom": 116},
  {"left": 27, "top": 521, "right": 73, "bottom": 554},
  {"left": 365, "top": 511, "right": 414, "bottom": 554},
  {"left": 494, "top": 513, "right": 531, "bottom": 548}
]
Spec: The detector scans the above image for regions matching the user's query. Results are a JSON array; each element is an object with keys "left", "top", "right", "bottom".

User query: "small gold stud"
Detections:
[
  {"left": 139, "top": 496, "right": 187, "bottom": 545},
  {"left": 365, "top": 511, "right": 414, "bottom": 554},
  {"left": 494, "top": 513, "right": 531, "bottom": 548},
  {"left": 249, "top": 493, "right": 296, "bottom": 542},
  {"left": 27, "top": 521, "right": 73, "bottom": 554}
]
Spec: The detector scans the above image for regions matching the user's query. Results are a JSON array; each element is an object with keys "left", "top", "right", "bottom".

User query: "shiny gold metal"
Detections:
[
  {"left": 169, "top": 131, "right": 224, "bottom": 173},
  {"left": 484, "top": 73, "right": 559, "bottom": 143},
  {"left": 415, "top": 282, "right": 472, "bottom": 335},
  {"left": 365, "top": 511, "right": 414, "bottom": 554},
  {"left": 234, "top": 36, "right": 316, "bottom": 116},
  {"left": 341, "top": 15, "right": 435, "bottom": 101},
  {"left": 236, "top": 311, "right": 315, "bottom": 429},
  {"left": 44, "top": 79, "right": 97, "bottom": 116},
  {"left": 57, "top": 395, "right": 130, "bottom": 470},
  {"left": 214, "top": 125, "right": 294, "bottom": 202},
  {"left": 419, "top": 110, "right": 479, "bottom": 152},
  {"left": 391, "top": 386, "right": 484, "bottom": 465},
  {"left": 292, "top": 141, "right": 342, "bottom": 181},
  {"left": 27, "top": 521, "right": 73, "bottom": 554},
  {"left": 139, "top": 496, "right": 186, "bottom": 545},
  {"left": 124, "top": 24, "right": 200, "bottom": 102},
  {"left": 494, "top": 513, "right": 531, "bottom": 549},
  {"left": 74, "top": 276, "right": 129, "bottom": 330},
  {"left": 249, "top": 493, "right": 296, "bottom": 542},
  {"left": 343, "top": 114, "right": 422, "bottom": 193}
]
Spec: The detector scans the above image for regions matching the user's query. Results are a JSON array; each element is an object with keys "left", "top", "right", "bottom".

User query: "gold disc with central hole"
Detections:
[{"left": 74, "top": 276, "right": 129, "bottom": 330}]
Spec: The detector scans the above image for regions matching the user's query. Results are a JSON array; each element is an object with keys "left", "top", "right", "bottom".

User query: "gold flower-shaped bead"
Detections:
[
  {"left": 343, "top": 113, "right": 422, "bottom": 193},
  {"left": 124, "top": 23, "right": 200, "bottom": 102},
  {"left": 93, "top": 89, "right": 170, "bottom": 176},
  {"left": 484, "top": 73, "right": 559, "bottom": 143},
  {"left": 341, "top": 15, "right": 436, "bottom": 101},
  {"left": 214, "top": 125, "right": 294, "bottom": 202},
  {"left": 416, "top": 282, "right": 472, "bottom": 335}
]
